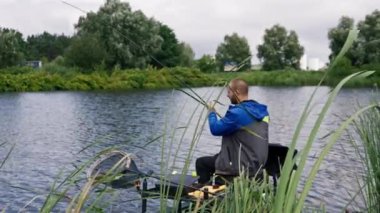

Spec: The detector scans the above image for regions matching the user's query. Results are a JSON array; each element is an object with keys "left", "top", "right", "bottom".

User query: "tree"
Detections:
[
  {"left": 26, "top": 32, "right": 71, "bottom": 61},
  {"left": 257, "top": 25, "right": 304, "bottom": 70},
  {"left": 357, "top": 10, "right": 380, "bottom": 64},
  {"left": 64, "top": 33, "right": 107, "bottom": 70},
  {"left": 0, "top": 28, "right": 25, "bottom": 68},
  {"left": 327, "top": 16, "right": 358, "bottom": 64},
  {"left": 74, "top": 0, "right": 162, "bottom": 69},
  {"left": 215, "top": 33, "right": 251, "bottom": 71},
  {"left": 178, "top": 42, "right": 195, "bottom": 67},
  {"left": 150, "top": 23, "right": 181, "bottom": 68},
  {"left": 196, "top": 54, "right": 217, "bottom": 72}
]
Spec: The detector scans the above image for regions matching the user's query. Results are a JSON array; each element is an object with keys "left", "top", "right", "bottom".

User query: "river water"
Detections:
[{"left": 0, "top": 86, "right": 377, "bottom": 212}]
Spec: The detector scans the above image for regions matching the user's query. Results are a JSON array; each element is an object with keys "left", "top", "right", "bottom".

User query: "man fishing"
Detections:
[{"left": 195, "top": 78, "right": 269, "bottom": 184}]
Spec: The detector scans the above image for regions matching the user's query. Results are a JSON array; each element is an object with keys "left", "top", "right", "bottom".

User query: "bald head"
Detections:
[
  {"left": 229, "top": 78, "right": 249, "bottom": 95},
  {"left": 227, "top": 78, "right": 249, "bottom": 104}
]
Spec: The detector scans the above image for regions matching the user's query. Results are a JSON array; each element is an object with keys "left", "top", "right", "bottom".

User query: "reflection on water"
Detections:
[{"left": 0, "top": 87, "right": 377, "bottom": 212}]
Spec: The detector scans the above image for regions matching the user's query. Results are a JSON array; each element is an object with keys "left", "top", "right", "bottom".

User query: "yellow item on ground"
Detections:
[{"left": 188, "top": 185, "right": 226, "bottom": 199}]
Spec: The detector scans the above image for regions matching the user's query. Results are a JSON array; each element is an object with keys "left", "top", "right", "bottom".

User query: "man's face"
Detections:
[{"left": 227, "top": 85, "right": 239, "bottom": 104}]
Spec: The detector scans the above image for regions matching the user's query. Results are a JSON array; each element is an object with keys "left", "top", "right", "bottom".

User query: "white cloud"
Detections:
[{"left": 0, "top": 0, "right": 378, "bottom": 64}]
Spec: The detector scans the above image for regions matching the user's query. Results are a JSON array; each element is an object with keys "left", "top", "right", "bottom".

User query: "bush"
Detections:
[{"left": 329, "top": 56, "right": 355, "bottom": 77}]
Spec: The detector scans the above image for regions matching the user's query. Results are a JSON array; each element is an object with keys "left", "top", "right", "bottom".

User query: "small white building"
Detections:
[
  {"left": 300, "top": 55, "right": 308, "bottom": 70},
  {"left": 26, "top": 61, "right": 42, "bottom": 69},
  {"left": 224, "top": 62, "right": 238, "bottom": 72},
  {"left": 300, "top": 55, "right": 323, "bottom": 71},
  {"left": 308, "top": 58, "right": 322, "bottom": 71}
]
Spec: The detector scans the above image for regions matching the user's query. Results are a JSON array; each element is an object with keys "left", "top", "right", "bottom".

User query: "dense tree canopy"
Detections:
[
  {"left": 150, "top": 23, "right": 181, "bottom": 68},
  {"left": 64, "top": 33, "right": 107, "bottom": 70},
  {"left": 215, "top": 33, "right": 251, "bottom": 71},
  {"left": 257, "top": 24, "right": 304, "bottom": 70},
  {"left": 357, "top": 10, "right": 380, "bottom": 65},
  {"left": 26, "top": 32, "right": 71, "bottom": 61},
  {"left": 196, "top": 54, "right": 217, "bottom": 72},
  {"left": 328, "top": 10, "right": 380, "bottom": 67},
  {"left": 178, "top": 42, "right": 195, "bottom": 67},
  {"left": 74, "top": 0, "right": 162, "bottom": 69},
  {"left": 0, "top": 28, "right": 25, "bottom": 68},
  {"left": 327, "top": 16, "right": 355, "bottom": 62}
]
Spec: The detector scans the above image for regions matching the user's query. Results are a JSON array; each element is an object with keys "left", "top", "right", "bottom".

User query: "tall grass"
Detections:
[
  {"left": 271, "top": 29, "right": 378, "bottom": 213},
  {"left": 354, "top": 106, "right": 380, "bottom": 212},
  {"left": 196, "top": 174, "right": 274, "bottom": 212}
]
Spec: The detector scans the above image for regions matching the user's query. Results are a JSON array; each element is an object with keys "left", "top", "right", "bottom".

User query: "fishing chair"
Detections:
[
  {"left": 209, "top": 143, "right": 299, "bottom": 188},
  {"left": 264, "top": 143, "right": 298, "bottom": 190}
]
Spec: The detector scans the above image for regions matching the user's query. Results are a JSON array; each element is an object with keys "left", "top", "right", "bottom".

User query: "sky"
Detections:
[{"left": 0, "top": 0, "right": 378, "bottom": 64}]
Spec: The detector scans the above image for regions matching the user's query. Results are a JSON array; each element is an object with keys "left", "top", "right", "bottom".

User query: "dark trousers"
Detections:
[{"left": 195, "top": 154, "right": 218, "bottom": 184}]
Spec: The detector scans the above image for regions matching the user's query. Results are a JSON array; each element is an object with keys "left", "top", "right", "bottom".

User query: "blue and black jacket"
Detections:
[{"left": 208, "top": 100, "right": 269, "bottom": 176}]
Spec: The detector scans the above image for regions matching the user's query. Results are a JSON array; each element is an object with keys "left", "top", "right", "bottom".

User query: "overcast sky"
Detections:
[{"left": 0, "top": 0, "right": 378, "bottom": 64}]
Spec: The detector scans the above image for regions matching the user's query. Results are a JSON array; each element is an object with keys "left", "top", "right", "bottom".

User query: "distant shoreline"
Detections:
[{"left": 0, "top": 67, "right": 378, "bottom": 92}]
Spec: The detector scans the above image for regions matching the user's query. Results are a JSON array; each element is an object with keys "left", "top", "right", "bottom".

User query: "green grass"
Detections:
[{"left": 353, "top": 105, "right": 380, "bottom": 213}]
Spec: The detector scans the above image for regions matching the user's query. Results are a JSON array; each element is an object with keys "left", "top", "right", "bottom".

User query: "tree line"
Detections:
[{"left": 0, "top": 0, "right": 379, "bottom": 74}]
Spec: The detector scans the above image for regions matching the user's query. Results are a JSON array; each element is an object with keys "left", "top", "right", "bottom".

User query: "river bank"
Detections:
[{"left": 0, "top": 66, "right": 378, "bottom": 92}]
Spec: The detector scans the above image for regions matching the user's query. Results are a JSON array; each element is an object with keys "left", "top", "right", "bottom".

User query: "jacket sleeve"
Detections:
[{"left": 208, "top": 109, "right": 241, "bottom": 136}]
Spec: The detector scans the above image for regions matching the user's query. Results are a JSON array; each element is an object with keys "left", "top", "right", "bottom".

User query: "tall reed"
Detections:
[{"left": 354, "top": 105, "right": 380, "bottom": 212}]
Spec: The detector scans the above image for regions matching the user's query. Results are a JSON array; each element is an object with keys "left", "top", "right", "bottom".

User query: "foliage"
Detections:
[
  {"left": 203, "top": 175, "right": 274, "bottom": 212},
  {"left": 0, "top": 27, "right": 25, "bottom": 68},
  {"left": 357, "top": 10, "right": 380, "bottom": 65},
  {"left": 0, "top": 67, "right": 379, "bottom": 92},
  {"left": 354, "top": 106, "right": 380, "bottom": 213},
  {"left": 329, "top": 10, "right": 380, "bottom": 67},
  {"left": 150, "top": 23, "right": 182, "bottom": 68},
  {"left": 178, "top": 42, "right": 195, "bottom": 67},
  {"left": 196, "top": 54, "right": 217, "bottom": 73},
  {"left": 26, "top": 32, "right": 71, "bottom": 61},
  {"left": 328, "top": 16, "right": 356, "bottom": 63},
  {"left": 328, "top": 56, "right": 354, "bottom": 78},
  {"left": 359, "top": 63, "right": 380, "bottom": 77},
  {"left": 215, "top": 33, "right": 251, "bottom": 71},
  {"left": 74, "top": 0, "right": 162, "bottom": 69},
  {"left": 64, "top": 33, "right": 107, "bottom": 70},
  {"left": 257, "top": 24, "right": 304, "bottom": 70},
  {"left": 0, "top": 67, "right": 213, "bottom": 92}
]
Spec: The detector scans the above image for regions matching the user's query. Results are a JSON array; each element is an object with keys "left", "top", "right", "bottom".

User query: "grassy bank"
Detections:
[
  {"left": 0, "top": 67, "right": 212, "bottom": 92},
  {"left": 0, "top": 66, "right": 379, "bottom": 92}
]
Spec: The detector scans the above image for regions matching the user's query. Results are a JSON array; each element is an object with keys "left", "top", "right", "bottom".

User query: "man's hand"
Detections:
[{"left": 207, "top": 102, "right": 216, "bottom": 113}]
